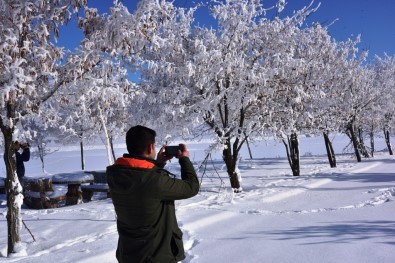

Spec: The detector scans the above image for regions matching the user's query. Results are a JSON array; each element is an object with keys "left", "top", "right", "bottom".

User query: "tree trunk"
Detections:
[
  {"left": 37, "top": 143, "right": 45, "bottom": 173},
  {"left": 323, "top": 131, "right": 336, "bottom": 168},
  {"left": 110, "top": 136, "right": 117, "bottom": 162},
  {"left": 2, "top": 126, "right": 22, "bottom": 255},
  {"left": 369, "top": 126, "right": 375, "bottom": 157},
  {"left": 98, "top": 105, "right": 114, "bottom": 165},
  {"left": 283, "top": 133, "right": 300, "bottom": 176},
  {"left": 245, "top": 137, "right": 253, "bottom": 159},
  {"left": 348, "top": 123, "right": 362, "bottom": 162},
  {"left": 357, "top": 127, "right": 370, "bottom": 158},
  {"left": 80, "top": 137, "right": 85, "bottom": 170},
  {"left": 222, "top": 138, "right": 242, "bottom": 192},
  {"left": 384, "top": 128, "right": 393, "bottom": 155}
]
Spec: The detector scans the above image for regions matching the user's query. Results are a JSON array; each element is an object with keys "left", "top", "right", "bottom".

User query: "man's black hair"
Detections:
[{"left": 126, "top": 125, "right": 156, "bottom": 155}]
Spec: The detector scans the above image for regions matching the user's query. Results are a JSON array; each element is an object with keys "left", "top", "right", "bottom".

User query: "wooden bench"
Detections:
[
  {"left": 81, "top": 171, "right": 110, "bottom": 202},
  {"left": 81, "top": 183, "right": 110, "bottom": 201},
  {"left": 52, "top": 172, "right": 94, "bottom": 205},
  {"left": 23, "top": 177, "right": 66, "bottom": 209}
]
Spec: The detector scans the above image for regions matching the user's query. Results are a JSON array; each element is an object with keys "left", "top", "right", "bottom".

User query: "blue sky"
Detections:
[{"left": 58, "top": 0, "right": 395, "bottom": 60}]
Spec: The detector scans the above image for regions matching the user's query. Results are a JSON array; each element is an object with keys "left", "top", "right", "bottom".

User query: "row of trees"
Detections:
[
  {"left": 1, "top": 0, "right": 395, "bottom": 255},
  {"left": 90, "top": 0, "right": 393, "bottom": 184}
]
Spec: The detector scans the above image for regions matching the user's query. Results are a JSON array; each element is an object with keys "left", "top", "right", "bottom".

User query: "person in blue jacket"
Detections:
[{"left": 14, "top": 141, "right": 30, "bottom": 179}]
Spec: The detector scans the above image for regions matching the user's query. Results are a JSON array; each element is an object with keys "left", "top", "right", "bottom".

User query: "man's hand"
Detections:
[
  {"left": 156, "top": 146, "right": 173, "bottom": 164},
  {"left": 21, "top": 143, "right": 30, "bottom": 149},
  {"left": 157, "top": 144, "right": 190, "bottom": 164},
  {"left": 177, "top": 144, "right": 189, "bottom": 159}
]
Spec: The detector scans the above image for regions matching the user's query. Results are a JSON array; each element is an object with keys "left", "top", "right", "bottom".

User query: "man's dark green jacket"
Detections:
[{"left": 106, "top": 154, "right": 199, "bottom": 263}]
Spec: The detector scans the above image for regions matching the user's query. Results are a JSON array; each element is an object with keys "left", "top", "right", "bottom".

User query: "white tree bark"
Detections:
[{"left": 98, "top": 105, "right": 114, "bottom": 165}]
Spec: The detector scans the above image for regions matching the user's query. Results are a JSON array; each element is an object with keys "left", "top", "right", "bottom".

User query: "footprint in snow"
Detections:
[{"left": 180, "top": 227, "right": 200, "bottom": 262}]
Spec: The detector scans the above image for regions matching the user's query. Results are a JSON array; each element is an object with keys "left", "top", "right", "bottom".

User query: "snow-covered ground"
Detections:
[{"left": 1, "top": 135, "right": 395, "bottom": 262}]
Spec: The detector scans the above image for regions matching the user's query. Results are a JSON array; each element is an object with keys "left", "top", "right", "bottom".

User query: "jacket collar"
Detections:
[{"left": 114, "top": 154, "right": 159, "bottom": 169}]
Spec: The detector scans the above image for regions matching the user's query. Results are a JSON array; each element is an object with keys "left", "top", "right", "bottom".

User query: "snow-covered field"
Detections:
[{"left": 1, "top": 135, "right": 395, "bottom": 262}]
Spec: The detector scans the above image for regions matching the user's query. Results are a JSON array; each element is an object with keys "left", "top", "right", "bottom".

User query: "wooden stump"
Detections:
[
  {"left": 23, "top": 178, "right": 49, "bottom": 209},
  {"left": 23, "top": 178, "right": 65, "bottom": 209},
  {"left": 65, "top": 184, "right": 83, "bottom": 205}
]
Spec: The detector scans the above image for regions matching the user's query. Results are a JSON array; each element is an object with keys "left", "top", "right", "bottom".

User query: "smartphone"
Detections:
[{"left": 165, "top": 145, "right": 181, "bottom": 157}]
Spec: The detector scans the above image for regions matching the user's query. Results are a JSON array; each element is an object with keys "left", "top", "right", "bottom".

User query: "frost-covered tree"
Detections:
[
  {"left": 298, "top": 31, "right": 378, "bottom": 163},
  {"left": 54, "top": 77, "right": 98, "bottom": 170},
  {"left": 370, "top": 55, "right": 395, "bottom": 155},
  {"left": 336, "top": 55, "right": 378, "bottom": 162},
  {"left": 0, "top": 0, "right": 89, "bottom": 255},
  {"left": 54, "top": 52, "right": 133, "bottom": 166},
  {"left": 258, "top": 15, "right": 337, "bottom": 176},
  {"left": 134, "top": 0, "right": 324, "bottom": 187},
  {"left": 80, "top": 0, "right": 273, "bottom": 190},
  {"left": 20, "top": 111, "right": 61, "bottom": 174},
  {"left": 137, "top": 0, "right": 271, "bottom": 191},
  {"left": 77, "top": 0, "right": 178, "bottom": 141},
  {"left": 299, "top": 31, "right": 364, "bottom": 167}
]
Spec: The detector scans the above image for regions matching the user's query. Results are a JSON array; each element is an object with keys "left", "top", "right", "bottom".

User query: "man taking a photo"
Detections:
[{"left": 106, "top": 125, "right": 199, "bottom": 263}]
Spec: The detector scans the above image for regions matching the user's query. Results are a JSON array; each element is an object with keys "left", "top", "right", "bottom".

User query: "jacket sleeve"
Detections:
[{"left": 154, "top": 157, "right": 199, "bottom": 200}]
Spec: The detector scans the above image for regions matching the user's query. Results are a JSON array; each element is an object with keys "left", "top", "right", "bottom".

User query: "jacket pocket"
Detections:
[{"left": 170, "top": 229, "right": 184, "bottom": 259}]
